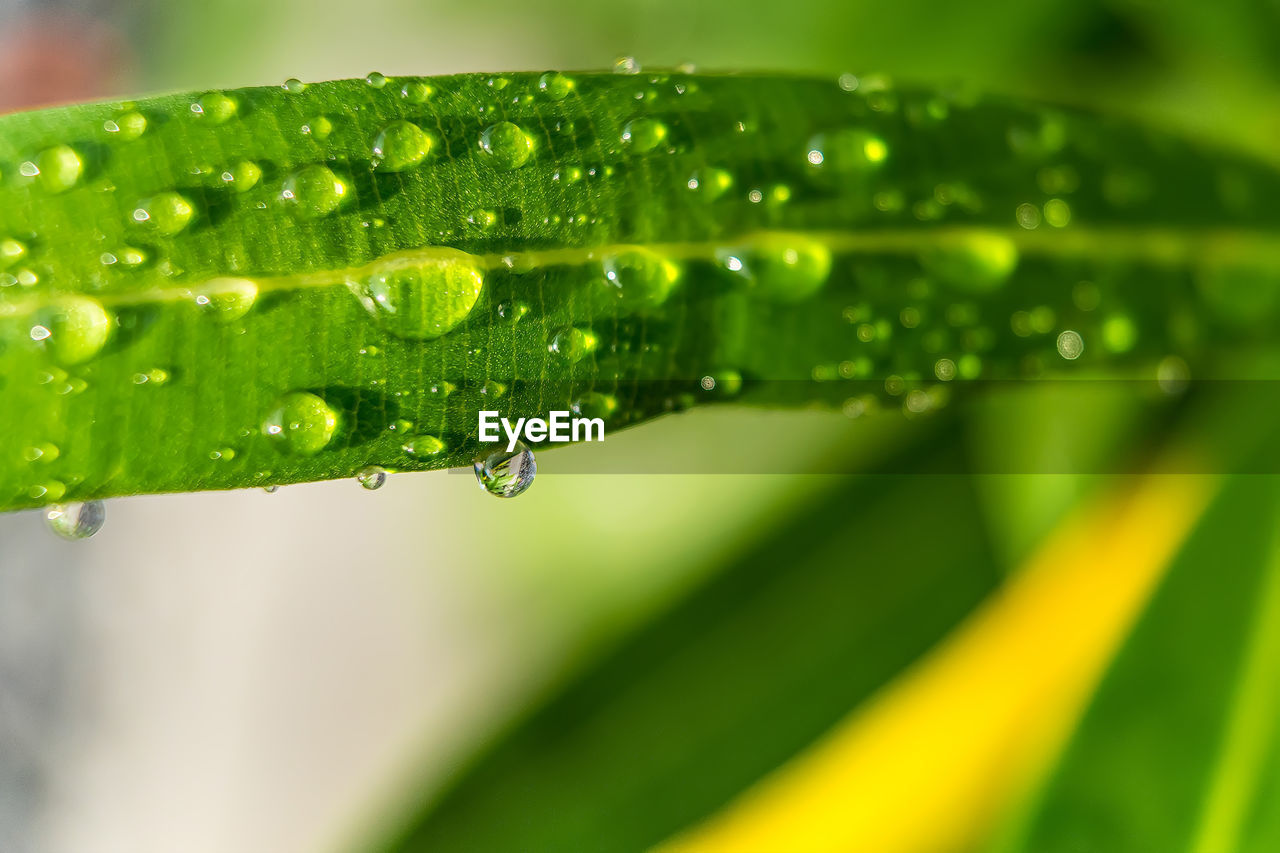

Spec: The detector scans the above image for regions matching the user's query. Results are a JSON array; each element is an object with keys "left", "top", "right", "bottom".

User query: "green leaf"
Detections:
[
  {"left": 374, "top": 435, "right": 1002, "bottom": 852},
  {"left": 990, "top": 475, "right": 1280, "bottom": 852},
  {"left": 2, "top": 71, "right": 1279, "bottom": 508}
]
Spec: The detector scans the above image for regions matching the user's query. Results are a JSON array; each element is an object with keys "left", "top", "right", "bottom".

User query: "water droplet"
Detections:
[
  {"left": 403, "top": 434, "right": 447, "bottom": 459},
  {"left": 1101, "top": 314, "right": 1136, "bottom": 353},
  {"left": 1015, "top": 202, "right": 1041, "bottom": 230},
  {"left": 364, "top": 71, "right": 388, "bottom": 89},
  {"left": 717, "top": 235, "right": 832, "bottom": 303},
  {"left": 372, "top": 120, "right": 433, "bottom": 171},
  {"left": 570, "top": 392, "right": 617, "bottom": 420},
  {"left": 103, "top": 111, "right": 147, "bottom": 140},
  {"left": 1056, "top": 329, "right": 1084, "bottom": 360},
  {"left": 602, "top": 247, "right": 680, "bottom": 308},
  {"left": 25, "top": 145, "right": 83, "bottom": 193},
  {"left": 356, "top": 466, "right": 387, "bottom": 490},
  {"left": 548, "top": 326, "right": 598, "bottom": 363},
  {"left": 280, "top": 165, "right": 346, "bottom": 219},
  {"left": 191, "top": 92, "right": 237, "bottom": 124},
  {"left": 348, "top": 249, "right": 485, "bottom": 340},
  {"left": 262, "top": 484, "right": 280, "bottom": 493},
  {"left": 194, "top": 277, "right": 258, "bottom": 323},
  {"left": 220, "top": 160, "right": 262, "bottom": 192},
  {"left": 538, "top": 72, "right": 575, "bottom": 100},
  {"left": 32, "top": 296, "right": 112, "bottom": 365},
  {"left": 400, "top": 80, "right": 433, "bottom": 102},
  {"left": 283, "top": 77, "right": 307, "bottom": 93},
  {"left": 1043, "top": 198, "right": 1071, "bottom": 228},
  {"left": 479, "top": 122, "right": 534, "bottom": 170},
  {"left": 687, "top": 167, "right": 733, "bottom": 201},
  {"left": 302, "top": 115, "right": 333, "bottom": 139},
  {"left": 0, "top": 238, "right": 27, "bottom": 269},
  {"left": 130, "top": 191, "right": 196, "bottom": 236},
  {"left": 474, "top": 442, "right": 536, "bottom": 498},
  {"left": 700, "top": 369, "right": 743, "bottom": 395},
  {"left": 46, "top": 501, "right": 105, "bottom": 540},
  {"left": 918, "top": 233, "right": 1019, "bottom": 292},
  {"left": 805, "top": 129, "right": 888, "bottom": 176},
  {"left": 613, "top": 56, "right": 641, "bottom": 74},
  {"left": 496, "top": 300, "right": 530, "bottom": 322},
  {"left": 467, "top": 208, "right": 498, "bottom": 230},
  {"left": 621, "top": 118, "right": 668, "bottom": 152},
  {"left": 262, "top": 391, "right": 339, "bottom": 456}
]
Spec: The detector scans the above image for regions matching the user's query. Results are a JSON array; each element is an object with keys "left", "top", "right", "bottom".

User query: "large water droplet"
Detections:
[
  {"left": 717, "top": 235, "right": 832, "bottom": 303},
  {"left": 348, "top": 249, "right": 485, "bottom": 340},
  {"left": 262, "top": 391, "right": 339, "bottom": 456},
  {"left": 32, "top": 295, "right": 112, "bottom": 365},
  {"left": 372, "top": 121, "right": 433, "bottom": 171},
  {"left": 602, "top": 247, "right": 680, "bottom": 308},
  {"left": 46, "top": 500, "right": 105, "bottom": 540},
  {"left": 919, "top": 233, "right": 1019, "bottom": 292},
  {"left": 400, "top": 80, "right": 433, "bottom": 103},
  {"left": 283, "top": 77, "right": 307, "bottom": 93},
  {"left": 281, "top": 165, "right": 347, "bottom": 219},
  {"left": 26, "top": 145, "right": 84, "bottom": 193},
  {"left": 621, "top": 118, "right": 668, "bottom": 152},
  {"left": 474, "top": 442, "right": 536, "bottom": 497},
  {"left": 479, "top": 122, "right": 534, "bottom": 170},
  {"left": 364, "top": 71, "right": 388, "bottom": 89},
  {"left": 194, "top": 277, "right": 259, "bottom": 323},
  {"left": 130, "top": 191, "right": 196, "bottom": 236}
]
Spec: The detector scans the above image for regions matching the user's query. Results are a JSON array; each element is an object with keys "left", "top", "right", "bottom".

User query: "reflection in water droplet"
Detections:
[
  {"left": 1056, "top": 330, "right": 1084, "bottom": 360},
  {"left": 538, "top": 72, "right": 574, "bottom": 100},
  {"left": 613, "top": 56, "right": 641, "bottom": 75},
  {"left": 26, "top": 145, "right": 84, "bottom": 193},
  {"left": 191, "top": 92, "right": 237, "bottom": 124},
  {"left": 365, "top": 71, "right": 388, "bottom": 89},
  {"left": 400, "top": 80, "right": 433, "bottom": 102},
  {"left": 262, "top": 391, "right": 339, "bottom": 456},
  {"left": 479, "top": 122, "right": 534, "bottom": 171},
  {"left": 46, "top": 501, "right": 105, "bottom": 540},
  {"left": 283, "top": 78, "right": 307, "bottom": 93},
  {"left": 372, "top": 121, "right": 433, "bottom": 171},
  {"left": 717, "top": 235, "right": 832, "bottom": 303},
  {"left": 348, "top": 249, "right": 485, "bottom": 340},
  {"left": 221, "top": 160, "right": 262, "bottom": 192},
  {"left": 104, "top": 111, "right": 147, "bottom": 140},
  {"left": 356, "top": 466, "right": 387, "bottom": 490},
  {"left": 474, "top": 442, "right": 536, "bottom": 498}
]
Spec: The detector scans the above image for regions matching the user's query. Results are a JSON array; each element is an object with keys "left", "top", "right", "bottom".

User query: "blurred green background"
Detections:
[{"left": 1, "top": 0, "right": 1278, "bottom": 851}]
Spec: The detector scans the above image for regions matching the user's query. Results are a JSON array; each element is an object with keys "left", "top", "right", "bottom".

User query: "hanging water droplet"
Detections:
[
  {"left": 918, "top": 233, "right": 1019, "bottom": 292},
  {"left": 347, "top": 249, "right": 485, "bottom": 340},
  {"left": 46, "top": 501, "right": 105, "bottom": 540},
  {"left": 25, "top": 145, "right": 84, "bottom": 193},
  {"left": 403, "top": 434, "right": 447, "bottom": 459},
  {"left": 479, "top": 122, "right": 534, "bottom": 170},
  {"left": 130, "top": 191, "right": 196, "bottom": 236},
  {"left": 602, "top": 247, "right": 681, "bottom": 308},
  {"left": 280, "top": 164, "right": 346, "bottom": 219},
  {"left": 32, "top": 295, "right": 112, "bottom": 365},
  {"left": 193, "top": 277, "right": 259, "bottom": 323},
  {"left": 474, "top": 442, "right": 536, "bottom": 498},
  {"left": 262, "top": 391, "right": 339, "bottom": 456},
  {"left": 356, "top": 466, "right": 387, "bottom": 490},
  {"left": 548, "top": 326, "right": 598, "bottom": 363},
  {"left": 103, "top": 111, "right": 147, "bottom": 141},
  {"left": 621, "top": 118, "right": 669, "bottom": 152},
  {"left": 191, "top": 92, "right": 237, "bottom": 124},
  {"left": 372, "top": 120, "right": 433, "bottom": 171},
  {"left": 538, "top": 72, "right": 575, "bottom": 100},
  {"left": 716, "top": 235, "right": 832, "bottom": 303}
]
